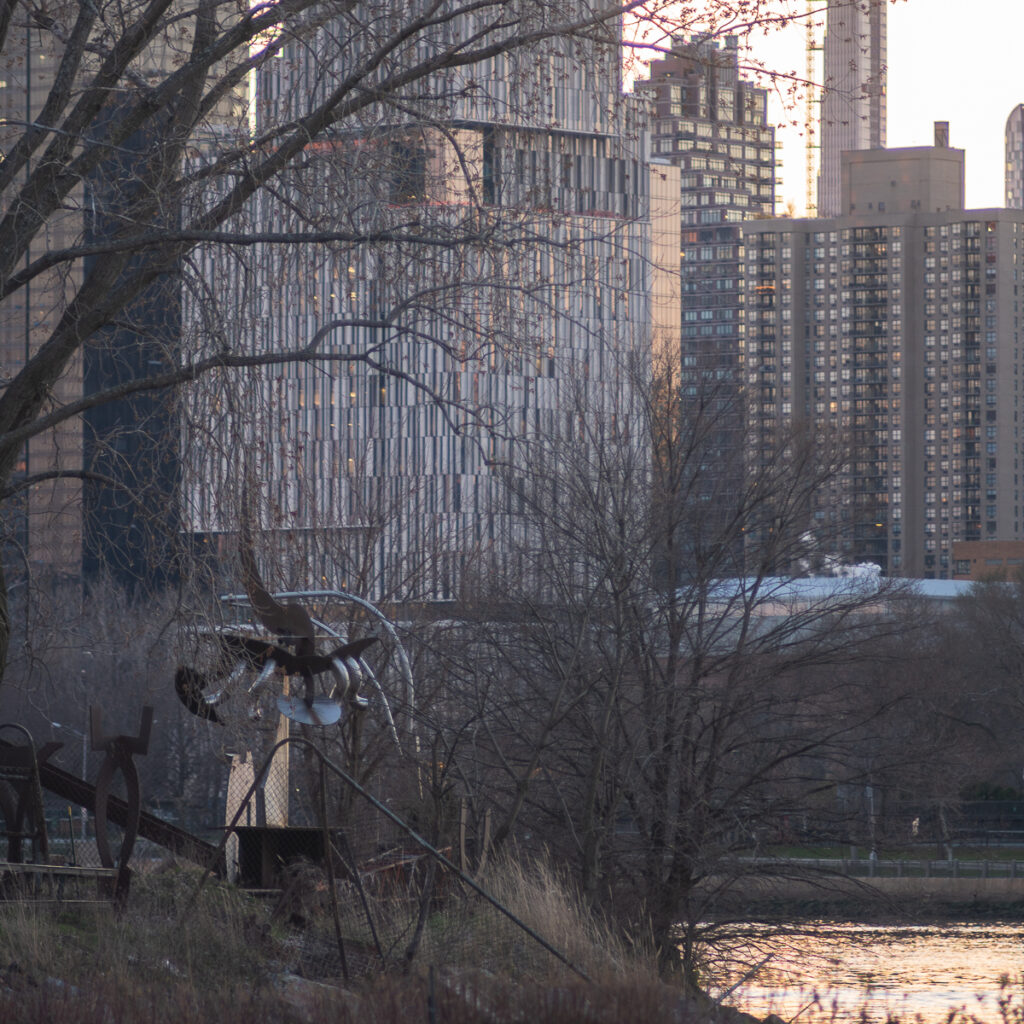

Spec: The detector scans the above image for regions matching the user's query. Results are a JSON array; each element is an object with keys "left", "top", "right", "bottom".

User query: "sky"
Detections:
[{"left": 737, "top": 0, "right": 1024, "bottom": 214}]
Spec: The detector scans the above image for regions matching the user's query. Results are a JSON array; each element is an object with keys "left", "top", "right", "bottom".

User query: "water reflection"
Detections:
[{"left": 710, "top": 922, "right": 1024, "bottom": 1023}]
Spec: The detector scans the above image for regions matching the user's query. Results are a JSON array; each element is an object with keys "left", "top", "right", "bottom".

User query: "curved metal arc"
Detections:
[
  {"left": 247, "top": 658, "right": 277, "bottom": 696},
  {"left": 357, "top": 658, "right": 401, "bottom": 752},
  {"left": 94, "top": 753, "right": 142, "bottom": 870},
  {"left": 330, "top": 657, "right": 351, "bottom": 699}
]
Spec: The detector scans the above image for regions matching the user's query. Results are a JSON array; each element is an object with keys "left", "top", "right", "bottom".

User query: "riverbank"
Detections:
[
  {"left": 9, "top": 858, "right": 1015, "bottom": 1023},
  {"left": 0, "top": 859, "right": 726, "bottom": 1024},
  {"left": 699, "top": 873, "right": 1024, "bottom": 921}
]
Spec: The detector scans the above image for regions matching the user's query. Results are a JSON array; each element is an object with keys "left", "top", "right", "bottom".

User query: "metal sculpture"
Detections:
[
  {"left": 174, "top": 518, "right": 390, "bottom": 731},
  {"left": 0, "top": 725, "right": 61, "bottom": 864},
  {"left": 175, "top": 629, "right": 380, "bottom": 728},
  {"left": 90, "top": 705, "right": 153, "bottom": 900}
]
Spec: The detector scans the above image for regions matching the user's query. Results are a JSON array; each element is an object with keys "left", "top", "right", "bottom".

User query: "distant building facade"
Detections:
[
  {"left": 744, "top": 126, "right": 1024, "bottom": 579},
  {"left": 183, "top": 8, "right": 675, "bottom": 601},
  {"left": 817, "top": 0, "right": 887, "bottom": 217},
  {"left": 633, "top": 37, "right": 774, "bottom": 557},
  {"left": 635, "top": 35, "right": 776, "bottom": 382},
  {"left": 1006, "top": 104, "right": 1024, "bottom": 209},
  {"left": 951, "top": 540, "right": 1024, "bottom": 581},
  {"left": 0, "top": 26, "right": 83, "bottom": 577},
  {"left": 0, "top": 26, "right": 237, "bottom": 588}
]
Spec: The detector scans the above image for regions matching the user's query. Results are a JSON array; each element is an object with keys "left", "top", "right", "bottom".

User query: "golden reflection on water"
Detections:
[{"left": 711, "top": 923, "right": 1024, "bottom": 1024}]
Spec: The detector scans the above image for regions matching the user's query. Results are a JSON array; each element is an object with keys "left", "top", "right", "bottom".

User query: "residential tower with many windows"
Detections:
[
  {"left": 744, "top": 127, "right": 1024, "bottom": 579},
  {"left": 635, "top": 35, "right": 775, "bottom": 382}
]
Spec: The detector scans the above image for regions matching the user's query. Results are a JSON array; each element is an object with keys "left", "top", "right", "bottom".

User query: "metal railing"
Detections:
[{"left": 739, "top": 855, "right": 1024, "bottom": 879}]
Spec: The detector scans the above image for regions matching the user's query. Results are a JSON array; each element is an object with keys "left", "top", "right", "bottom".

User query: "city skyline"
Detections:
[{"left": 741, "top": 0, "right": 1023, "bottom": 214}]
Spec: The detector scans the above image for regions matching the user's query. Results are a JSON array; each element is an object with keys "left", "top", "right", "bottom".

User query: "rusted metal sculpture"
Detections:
[
  {"left": 90, "top": 705, "right": 153, "bottom": 900},
  {"left": 239, "top": 527, "right": 317, "bottom": 656},
  {"left": 0, "top": 725, "right": 61, "bottom": 864}
]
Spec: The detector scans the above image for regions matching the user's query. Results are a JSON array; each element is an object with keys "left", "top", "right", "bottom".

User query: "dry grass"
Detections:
[
  {"left": 0, "top": 866, "right": 303, "bottom": 1023},
  {"left": 0, "top": 856, "right": 695, "bottom": 1024},
  {"left": 337, "top": 971, "right": 716, "bottom": 1024},
  {"left": 416, "top": 852, "right": 656, "bottom": 983}
]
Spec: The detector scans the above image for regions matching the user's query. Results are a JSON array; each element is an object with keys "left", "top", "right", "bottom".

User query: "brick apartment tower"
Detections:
[{"left": 745, "top": 124, "right": 1024, "bottom": 579}]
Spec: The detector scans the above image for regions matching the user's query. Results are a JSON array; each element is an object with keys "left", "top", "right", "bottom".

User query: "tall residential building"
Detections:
[
  {"left": 183, "top": 8, "right": 672, "bottom": 601},
  {"left": 0, "top": 26, "right": 83, "bottom": 576},
  {"left": 0, "top": 23, "right": 244, "bottom": 587},
  {"left": 633, "top": 36, "right": 774, "bottom": 560},
  {"left": 744, "top": 126, "right": 1024, "bottom": 579},
  {"left": 635, "top": 35, "right": 776, "bottom": 381},
  {"left": 1006, "top": 104, "right": 1024, "bottom": 208},
  {"left": 817, "top": 0, "right": 887, "bottom": 217}
]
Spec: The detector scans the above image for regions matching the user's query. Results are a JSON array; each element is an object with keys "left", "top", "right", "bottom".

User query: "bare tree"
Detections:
[
  {"left": 920, "top": 577, "right": 1024, "bottom": 835},
  {"left": 431, "top": 362, "right": 929, "bottom": 981}
]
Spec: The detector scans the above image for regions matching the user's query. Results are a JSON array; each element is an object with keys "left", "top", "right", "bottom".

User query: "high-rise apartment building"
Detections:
[
  {"left": 0, "top": 23, "right": 242, "bottom": 587},
  {"left": 0, "top": 26, "right": 83, "bottom": 576},
  {"left": 745, "top": 128, "right": 1024, "bottom": 579},
  {"left": 817, "top": 0, "right": 887, "bottom": 217},
  {"left": 184, "top": 8, "right": 674, "bottom": 601},
  {"left": 632, "top": 36, "right": 774, "bottom": 557},
  {"left": 635, "top": 36, "right": 776, "bottom": 381},
  {"left": 1006, "top": 104, "right": 1024, "bottom": 209}
]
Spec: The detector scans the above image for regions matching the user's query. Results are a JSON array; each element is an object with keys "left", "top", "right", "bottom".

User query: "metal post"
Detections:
[
  {"left": 80, "top": 728, "right": 87, "bottom": 840},
  {"left": 51, "top": 721, "right": 89, "bottom": 840}
]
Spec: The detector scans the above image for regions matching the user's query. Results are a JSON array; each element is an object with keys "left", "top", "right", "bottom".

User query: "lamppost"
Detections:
[{"left": 50, "top": 720, "right": 88, "bottom": 840}]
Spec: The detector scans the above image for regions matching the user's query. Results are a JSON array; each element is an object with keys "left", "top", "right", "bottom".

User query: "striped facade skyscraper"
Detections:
[
  {"left": 183, "top": 4, "right": 677, "bottom": 602},
  {"left": 817, "top": 0, "right": 887, "bottom": 217}
]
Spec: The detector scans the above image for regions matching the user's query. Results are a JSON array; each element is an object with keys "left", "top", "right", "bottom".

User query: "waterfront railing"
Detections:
[{"left": 739, "top": 856, "right": 1024, "bottom": 879}]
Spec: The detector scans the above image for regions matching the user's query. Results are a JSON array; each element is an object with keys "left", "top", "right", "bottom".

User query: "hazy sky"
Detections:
[{"left": 742, "top": 0, "right": 1022, "bottom": 214}]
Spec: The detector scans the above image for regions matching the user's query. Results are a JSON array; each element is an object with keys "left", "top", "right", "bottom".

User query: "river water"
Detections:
[{"left": 709, "top": 922, "right": 1024, "bottom": 1024}]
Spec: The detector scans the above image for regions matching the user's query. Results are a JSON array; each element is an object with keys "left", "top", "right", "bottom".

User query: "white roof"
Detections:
[{"left": 704, "top": 575, "right": 974, "bottom": 606}]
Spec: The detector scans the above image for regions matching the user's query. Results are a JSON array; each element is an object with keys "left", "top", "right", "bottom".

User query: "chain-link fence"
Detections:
[{"left": 41, "top": 793, "right": 104, "bottom": 869}]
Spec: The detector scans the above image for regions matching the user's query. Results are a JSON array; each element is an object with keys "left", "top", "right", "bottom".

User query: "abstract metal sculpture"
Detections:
[
  {"left": 0, "top": 725, "right": 60, "bottom": 864},
  {"left": 90, "top": 705, "right": 153, "bottom": 900},
  {"left": 175, "top": 630, "right": 380, "bottom": 727},
  {"left": 174, "top": 666, "right": 226, "bottom": 724},
  {"left": 174, "top": 519, "right": 384, "bottom": 729}
]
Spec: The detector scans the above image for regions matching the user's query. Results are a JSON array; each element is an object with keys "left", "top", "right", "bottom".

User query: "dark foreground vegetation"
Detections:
[
  {"left": 3, "top": 857, "right": 1024, "bottom": 1024},
  {"left": 0, "top": 858, "right": 738, "bottom": 1024}
]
